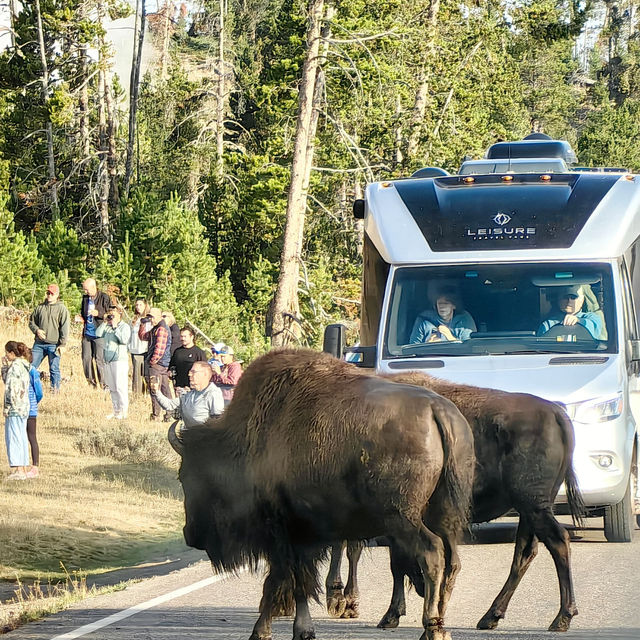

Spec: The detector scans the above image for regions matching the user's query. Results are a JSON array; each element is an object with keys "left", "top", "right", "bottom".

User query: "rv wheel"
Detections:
[{"left": 603, "top": 471, "right": 635, "bottom": 542}]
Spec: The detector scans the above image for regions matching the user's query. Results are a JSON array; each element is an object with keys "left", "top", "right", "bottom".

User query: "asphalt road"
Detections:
[{"left": 7, "top": 517, "right": 640, "bottom": 640}]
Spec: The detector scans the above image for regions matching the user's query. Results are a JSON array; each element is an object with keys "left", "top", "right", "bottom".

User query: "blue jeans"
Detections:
[{"left": 32, "top": 342, "right": 61, "bottom": 390}]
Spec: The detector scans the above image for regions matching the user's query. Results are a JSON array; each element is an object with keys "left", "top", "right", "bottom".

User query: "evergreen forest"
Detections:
[{"left": 1, "top": 0, "right": 640, "bottom": 358}]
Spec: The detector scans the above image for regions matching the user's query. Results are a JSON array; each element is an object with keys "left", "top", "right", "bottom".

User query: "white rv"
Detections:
[{"left": 331, "top": 166, "right": 640, "bottom": 542}]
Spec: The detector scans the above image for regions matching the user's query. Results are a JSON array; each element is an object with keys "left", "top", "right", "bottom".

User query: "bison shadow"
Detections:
[{"left": 84, "top": 462, "right": 184, "bottom": 500}]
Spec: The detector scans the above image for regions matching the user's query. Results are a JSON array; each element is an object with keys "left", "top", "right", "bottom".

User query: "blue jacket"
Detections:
[
  {"left": 537, "top": 311, "right": 604, "bottom": 339},
  {"left": 410, "top": 310, "right": 477, "bottom": 343},
  {"left": 28, "top": 366, "right": 43, "bottom": 417}
]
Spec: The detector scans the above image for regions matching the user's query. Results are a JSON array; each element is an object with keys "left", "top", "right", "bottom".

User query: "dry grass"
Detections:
[{"left": 0, "top": 316, "right": 185, "bottom": 584}]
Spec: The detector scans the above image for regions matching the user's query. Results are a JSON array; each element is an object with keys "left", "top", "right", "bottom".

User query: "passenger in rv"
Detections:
[
  {"left": 537, "top": 284, "right": 604, "bottom": 339},
  {"left": 409, "top": 288, "right": 477, "bottom": 343}
]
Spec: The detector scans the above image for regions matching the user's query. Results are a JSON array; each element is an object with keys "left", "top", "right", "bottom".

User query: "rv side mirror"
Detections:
[
  {"left": 323, "top": 324, "right": 347, "bottom": 359},
  {"left": 345, "top": 345, "right": 377, "bottom": 368},
  {"left": 630, "top": 339, "right": 640, "bottom": 361},
  {"left": 353, "top": 199, "right": 365, "bottom": 219}
]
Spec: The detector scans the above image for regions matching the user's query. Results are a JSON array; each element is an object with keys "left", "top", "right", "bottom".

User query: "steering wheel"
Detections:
[{"left": 543, "top": 323, "right": 594, "bottom": 341}]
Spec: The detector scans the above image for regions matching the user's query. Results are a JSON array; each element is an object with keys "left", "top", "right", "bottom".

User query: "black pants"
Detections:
[
  {"left": 27, "top": 416, "right": 39, "bottom": 466},
  {"left": 82, "top": 336, "right": 105, "bottom": 387},
  {"left": 146, "top": 363, "right": 171, "bottom": 418},
  {"left": 131, "top": 353, "right": 146, "bottom": 394}
]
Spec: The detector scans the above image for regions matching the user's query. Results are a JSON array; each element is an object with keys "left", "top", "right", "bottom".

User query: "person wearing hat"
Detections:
[
  {"left": 537, "top": 284, "right": 604, "bottom": 339},
  {"left": 210, "top": 345, "right": 243, "bottom": 406},
  {"left": 96, "top": 305, "right": 131, "bottom": 419},
  {"left": 28, "top": 284, "right": 70, "bottom": 392}
]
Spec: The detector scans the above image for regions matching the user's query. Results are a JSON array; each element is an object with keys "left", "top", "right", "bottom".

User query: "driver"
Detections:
[
  {"left": 537, "top": 285, "right": 603, "bottom": 339},
  {"left": 410, "top": 288, "right": 476, "bottom": 343}
]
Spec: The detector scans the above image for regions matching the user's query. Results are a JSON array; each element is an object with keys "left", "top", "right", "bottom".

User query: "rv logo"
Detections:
[{"left": 493, "top": 212, "right": 512, "bottom": 226}]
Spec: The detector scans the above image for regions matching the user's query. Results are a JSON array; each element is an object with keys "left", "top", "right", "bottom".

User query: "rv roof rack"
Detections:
[{"left": 486, "top": 139, "right": 577, "bottom": 165}]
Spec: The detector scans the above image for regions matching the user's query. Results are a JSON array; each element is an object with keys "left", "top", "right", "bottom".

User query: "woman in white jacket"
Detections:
[{"left": 96, "top": 306, "right": 131, "bottom": 419}]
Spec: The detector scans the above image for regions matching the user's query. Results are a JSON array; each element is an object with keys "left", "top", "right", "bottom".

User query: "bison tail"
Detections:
[
  {"left": 433, "top": 404, "right": 474, "bottom": 535},
  {"left": 564, "top": 462, "right": 586, "bottom": 529},
  {"left": 557, "top": 409, "right": 586, "bottom": 529}
]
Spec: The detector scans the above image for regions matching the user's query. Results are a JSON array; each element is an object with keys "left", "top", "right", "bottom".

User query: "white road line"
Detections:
[{"left": 50, "top": 572, "right": 231, "bottom": 640}]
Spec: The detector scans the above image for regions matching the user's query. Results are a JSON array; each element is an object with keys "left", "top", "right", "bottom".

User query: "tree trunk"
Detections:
[
  {"left": 160, "top": 1, "right": 173, "bottom": 80},
  {"left": 35, "top": 0, "right": 58, "bottom": 218},
  {"left": 98, "top": 66, "right": 110, "bottom": 240},
  {"left": 270, "top": 0, "right": 326, "bottom": 347},
  {"left": 407, "top": 76, "right": 428, "bottom": 159},
  {"left": 105, "top": 68, "right": 120, "bottom": 211},
  {"left": 215, "top": 0, "right": 225, "bottom": 178},
  {"left": 124, "top": 0, "right": 146, "bottom": 198}
]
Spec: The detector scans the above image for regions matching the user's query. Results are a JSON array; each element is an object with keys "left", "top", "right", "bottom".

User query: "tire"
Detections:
[{"left": 604, "top": 474, "right": 634, "bottom": 542}]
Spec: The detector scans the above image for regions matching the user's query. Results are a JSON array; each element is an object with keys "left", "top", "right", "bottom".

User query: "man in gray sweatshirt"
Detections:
[
  {"left": 29, "top": 284, "right": 70, "bottom": 392},
  {"left": 149, "top": 360, "right": 223, "bottom": 427}
]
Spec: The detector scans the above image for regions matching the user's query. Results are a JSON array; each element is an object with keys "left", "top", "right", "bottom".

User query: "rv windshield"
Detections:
[{"left": 384, "top": 263, "right": 616, "bottom": 357}]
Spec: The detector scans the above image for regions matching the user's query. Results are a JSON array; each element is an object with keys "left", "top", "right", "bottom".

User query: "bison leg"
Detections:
[
  {"left": 413, "top": 523, "right": 447, "bottom": 640},
  {"left": 325, "top": 541, "right": 347, "bottom": 618},
  {"left": 477, "top": 518, "right": 538, "bottom": 630},
  {"left": 341, "top": 540, "right": 363, "bottom": 618},
  {"left": 534, "top": 509, "right": 578, "bottom": 631},
  {"left": 292, "top": 575, "right": 316, "bottom": 640},
  {"left": 377, "top": 543, "right": 408, "bottom": 629},
  {"left": 251, "top": 568, "right": 287, "bottom": 640},
  {"left": 438, "top": 535, "right": 461, "bottom": 619}
]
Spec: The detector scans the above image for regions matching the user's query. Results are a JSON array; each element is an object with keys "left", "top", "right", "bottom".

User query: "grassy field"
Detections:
[{"left": 0, "top": 315, "right": 186, "bottom": 585}]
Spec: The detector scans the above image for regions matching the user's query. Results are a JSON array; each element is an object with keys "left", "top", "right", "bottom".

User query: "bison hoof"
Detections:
[
  {"left": 293, "top": 628, "right": 315, "bottom": 640},
  {"left": 476, "top": 611, "right": 501, "bottom": 630},
  {"left": 340, "top": 598, "right": 359, "bottom": 619},
  {"left": 548, "top": 611, "right": 575, "bottom": 632},
  {"left": 377, "top": 611, "right": 400, "bottom": 629},
  {"left": 326, "top": 590, "right": 347, "bottom": 618},
  {"left": 248, "top": 633, "right": 271, "bottom": 640}
]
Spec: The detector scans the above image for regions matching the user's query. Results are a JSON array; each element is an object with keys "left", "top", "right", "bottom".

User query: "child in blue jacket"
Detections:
[{"left": 26, "top": 363, "right": 43, "bottom": 477}]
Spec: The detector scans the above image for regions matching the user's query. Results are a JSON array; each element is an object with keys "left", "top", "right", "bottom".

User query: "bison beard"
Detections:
[
  {"left": 170, "top": 348, "right": 474, "bottom": 640},
  {"left": 326, "top": 371, "right": 585, "bottom": 633}
]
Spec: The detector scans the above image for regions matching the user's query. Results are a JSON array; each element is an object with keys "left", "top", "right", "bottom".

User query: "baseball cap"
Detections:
[
  {"left": 219, "top": 345, "right": 234, "bottom": 355},
  {"left": 556, "top": 285, "right": 583, "bottom": 299},
  {"left": 210, "top": 342, "right": 226, "bottom": 353},
  {"left": 47, "top": 284, "right": 60, "bottom": 295}
]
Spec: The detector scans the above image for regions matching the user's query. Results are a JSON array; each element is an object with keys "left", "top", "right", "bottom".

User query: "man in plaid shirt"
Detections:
[{"left": 139, "top": 307, "right": 172, "bottom": 421}]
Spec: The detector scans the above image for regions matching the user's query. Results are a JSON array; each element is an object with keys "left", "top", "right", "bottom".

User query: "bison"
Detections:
[
  {"left": 168, "top": 349, "right": 475, "bottom": 640},
  {"left": 326, "top": 371, "right": 584, "bottom": 632}
]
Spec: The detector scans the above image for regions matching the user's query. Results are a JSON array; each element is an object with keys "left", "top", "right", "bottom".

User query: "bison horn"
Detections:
[{"left": 167, "top": 422, "right": 184, "bottom": 456}]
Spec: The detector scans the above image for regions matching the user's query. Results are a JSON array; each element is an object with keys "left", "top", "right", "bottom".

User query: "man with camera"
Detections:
[
  {"left": 138, "top": 307, "right": 172, "bottom": 421},
  {"left": 96, "top": 305, "right": 131, "bottom": 419}
]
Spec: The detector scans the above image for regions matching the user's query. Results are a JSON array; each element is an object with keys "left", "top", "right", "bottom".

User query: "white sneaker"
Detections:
[
  {"left": 116, "top": 414, "right": 127, "bottom": 420},
  {"left": 106, "top": 413, "right": 116, "bottom": 420}
]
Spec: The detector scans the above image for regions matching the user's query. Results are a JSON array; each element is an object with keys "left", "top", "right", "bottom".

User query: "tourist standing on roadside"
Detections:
[
  {"left": 128, "top": 298, "right": 150, "bottom": 395},
  {"left": 96, "top": 305, "right": 131, "bottom": 420},
  {"left": 26, "top": 348, "right": 43, "bottom": 477},
  {"left": 169, "top": 327, "right": 207, "bottom": 395},
  {"left": 210, "top": 345, "right": 243, "bottom": 406},
  {"left": 29, "top": 284, "right": 70, "bottom": 393},
  {"left": 2, "top": 341, "right": 32, "bottom": 480},
  {"left": 75, "top": 278, "right": 111, "bottom": 388},
  {"left": 139, "top": 307, "right": 172, "bottom": 421}
]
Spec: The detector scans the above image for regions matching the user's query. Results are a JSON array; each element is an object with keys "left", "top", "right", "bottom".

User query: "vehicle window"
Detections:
[{"left": 384, "top": 263, "right": 616, "bottom": 357}]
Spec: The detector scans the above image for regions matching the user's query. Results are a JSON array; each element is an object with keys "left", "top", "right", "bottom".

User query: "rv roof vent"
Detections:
[
  {"left": 486, "top": 138, "right": 577, "bottom": 165},
  {"left": 410, "top": 167, "right": 450, "bottom": 179}
]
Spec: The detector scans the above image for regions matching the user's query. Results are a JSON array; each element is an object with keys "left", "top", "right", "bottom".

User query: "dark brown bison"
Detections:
[
  {"left": 326, "top": 371, "right": 584, "bottom": 632},
  {"left": 168, "top": 349, "right": 475, "bottom": 640}
]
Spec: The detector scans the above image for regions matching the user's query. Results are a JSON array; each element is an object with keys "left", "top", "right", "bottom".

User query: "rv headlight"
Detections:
[{"left": 565, "top": 393, "right": 624, "bottom": 424}]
